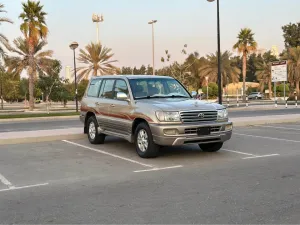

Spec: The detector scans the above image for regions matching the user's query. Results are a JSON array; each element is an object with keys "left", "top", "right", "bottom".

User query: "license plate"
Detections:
[{"left": 197, "top": 127, "right": 211, "bottom": 135}]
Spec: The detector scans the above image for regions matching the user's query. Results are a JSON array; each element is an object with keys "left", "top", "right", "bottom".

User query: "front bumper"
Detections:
[{"left": 150, "top": 121, "right": 232, "bottom": 146}]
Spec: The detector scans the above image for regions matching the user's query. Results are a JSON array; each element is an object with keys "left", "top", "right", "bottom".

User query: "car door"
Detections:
[
  {"left": 97, "top": 79, "right": 116, "bottom": 130},
  {"left": 84, "top": 77, "right": 103, "bottom": 121},
  {"left": 108, "top": 79, "right": 133, "bottom": 135}
]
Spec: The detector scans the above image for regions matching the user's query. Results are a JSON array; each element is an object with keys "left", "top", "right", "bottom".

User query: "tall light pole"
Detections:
[
  {"left": 0, "top": 71, "right": 3, "bottom": 110},
  {"left": 205, "top": 76, "right": 209, "bottom": 101},
  {"left": 92, "top": 14, "right": 104, "bottom": 44},
  {"left": 207, "top": 0, "right": 222, "bottom": 105},
  {"left": 69, "top": 42, "right": 79, "bottom": 112},
  {"left": 148, "top": 20, "right": 157, "bottom": 76}
]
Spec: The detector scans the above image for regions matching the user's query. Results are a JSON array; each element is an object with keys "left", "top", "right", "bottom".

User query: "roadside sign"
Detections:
[{"left": 271, "top": 61, "right": 287, "bottom": 82}]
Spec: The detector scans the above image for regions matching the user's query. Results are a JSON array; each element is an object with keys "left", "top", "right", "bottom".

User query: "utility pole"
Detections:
[{"left": 207, "top": 0, "right": 222, "bottom": 104}]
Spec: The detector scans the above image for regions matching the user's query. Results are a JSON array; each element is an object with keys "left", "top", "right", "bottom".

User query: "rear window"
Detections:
[{"left": 87, "top": 79, "right": 102, "bottom": 97}]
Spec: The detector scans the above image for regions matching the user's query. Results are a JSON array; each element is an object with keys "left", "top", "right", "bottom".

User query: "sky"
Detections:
[{"left": 1, "top": 0, "right": 300, "bottom": 78}]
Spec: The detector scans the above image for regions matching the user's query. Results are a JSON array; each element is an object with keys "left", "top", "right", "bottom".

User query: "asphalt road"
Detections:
[
  {"left": 0, "top": 123, "right": 300, "bottom": 223},
  {"left": 0, "top": 108, "right": 300, "bottom": 132}
]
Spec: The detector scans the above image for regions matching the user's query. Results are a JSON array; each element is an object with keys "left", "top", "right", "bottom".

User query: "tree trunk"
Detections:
[
  {"left": 242, "top": 53, "right": 247, "bottom": 102},
  {"left": 28, "top": 37, "right": 35, "bottom": 111},
  {"left": 296, "top": 81, "right": 300, "bottom": 96},
  {"left": 28, "top": 73, "right": 34, "bottom": 111},
  {"left": 268, "top": 80, "right": 272, "bottom": 99}
]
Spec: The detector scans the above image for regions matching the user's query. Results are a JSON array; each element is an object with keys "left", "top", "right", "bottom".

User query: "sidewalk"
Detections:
[{"left": 1, "top": 114, "right": 300, "bottom": 145}]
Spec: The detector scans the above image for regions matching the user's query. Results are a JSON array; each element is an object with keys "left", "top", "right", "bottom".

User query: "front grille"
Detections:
[
  {"left": 180, "top": 111, "right": 217, "bottom": 123},
  {"left": 185, "top": 126, "right": 221, "bottom": 134}
]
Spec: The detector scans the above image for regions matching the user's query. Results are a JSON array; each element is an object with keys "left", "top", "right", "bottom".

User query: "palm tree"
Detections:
[
  {"left": 233, "top": 28, "right": 257, "bottom": 101},
  {"left": 256, "top": 61, "right": 272, "bottom": 98},
  {"left": 18, "top": 0, "right": 48, "bottom": 110},
  {"left": 76, "top": 42, "right": 118, "bottom": 81},
  {"left": 0, "top": 3, "right": 13, "bottom": 57},
  {"left": 5, "top": 37, "right": 53, "bottom": 109},
  {"left": 287, "top": 47, "right": 300, "bottom": 95},
  {"left": 199, "top": 51, "right": 240, "bottom": 88}
]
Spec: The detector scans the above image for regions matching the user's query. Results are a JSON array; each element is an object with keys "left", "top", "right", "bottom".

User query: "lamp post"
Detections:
[
  {"left": 69, "top": 41, "right": 79, "bottom": 112},
  {"left": 0, "top": 71, "right": 3, "bottom": 110},
  {"left": 205, "top": 76, "right": 209, "bottom": 101},
  {"left": 92, "top": 14, "right": 104, "bottom": 44},
  {"left": 207, "top": 0, "right": 222, "bottom": 105},
  {"left": 148, "top": 20, "right": 157, "bottom": 75}
]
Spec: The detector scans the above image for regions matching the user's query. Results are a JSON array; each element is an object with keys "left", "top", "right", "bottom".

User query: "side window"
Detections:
[
  {"left": 114, "top": 80, "right": 129, "bottom": 98},
  {"left": 99, "top": 79, "right": 115, "bottom": 99},
  {"left": 87, "top": 79, "right": 102, "bottom": 97}
]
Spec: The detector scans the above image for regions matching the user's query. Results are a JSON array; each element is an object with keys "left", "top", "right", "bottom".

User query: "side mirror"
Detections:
[
  {"left": 191, "top": 91, "right": 197, "bottom": 98},
  {"left": 116, "top": 92, "right": 130, "bottom": 101}
]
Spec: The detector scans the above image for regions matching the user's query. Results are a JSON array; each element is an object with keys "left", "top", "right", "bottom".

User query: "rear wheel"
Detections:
[
  {"left": 87, "top": 116, "right": 105, "bottom": 144},
  {"left": 134, "top": 122, "right": 159, "bottom": 158},
  {"left": 199, "top": 142, "right": 223, "bottom": 152}
]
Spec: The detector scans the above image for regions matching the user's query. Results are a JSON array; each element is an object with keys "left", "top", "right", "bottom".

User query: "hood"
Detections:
[{"left": 135, "top": 98, "right": 224, "bottom": 111}]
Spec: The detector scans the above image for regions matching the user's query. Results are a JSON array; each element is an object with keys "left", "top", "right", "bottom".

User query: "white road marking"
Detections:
[
  {"left": 0, "top": 173, "right": 14, "bottom": 188},
  {"left": 133, "top": 165, "right": 183, "bottom": 173},
  {"left": 62, "top": 140, "right": 154, "bottom": 168},
  {"left": 222, "top": 148, "right": 256, "bottom": 156},
  {"left": 0, "top": 183, "right": 49, "bottom": 193},
  {"left": 255, "top": 125, "right": 300, "bottom": 131},
  {"left": 234, "top": 133, "right": 300, "bottom": 143},
  {"left": 243, "top": 154, "right": 280, "bottom": 160}
]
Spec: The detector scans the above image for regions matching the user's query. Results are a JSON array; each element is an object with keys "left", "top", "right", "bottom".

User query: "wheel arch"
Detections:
[{"left": 131, "top": 118, "right": 149, "bottom": 137}]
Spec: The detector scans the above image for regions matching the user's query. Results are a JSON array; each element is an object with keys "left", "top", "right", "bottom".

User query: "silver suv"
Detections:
[{"left": 80, "top": 75, "right": 232, "bottom": 158}]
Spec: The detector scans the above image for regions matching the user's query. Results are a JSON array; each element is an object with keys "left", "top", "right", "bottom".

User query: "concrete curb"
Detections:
[
  {"left": 1, "top": 115, "right": 300, "bottom": 145},
  {"left": 232, "top": 116, "right": 300, "bottom": 127},
  {"left": 0, "top": 115, "right": 78, "bottom": 123},
  {"left": 0, "top": 134, "right": 85, "bottom": 145}
]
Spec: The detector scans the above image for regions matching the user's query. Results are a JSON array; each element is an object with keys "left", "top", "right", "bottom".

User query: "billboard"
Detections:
[{"left": 271, "top": 61, "right": 287, "bottom": 82}]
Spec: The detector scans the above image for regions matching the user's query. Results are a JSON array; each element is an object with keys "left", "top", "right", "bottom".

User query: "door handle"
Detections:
[{"left": 110, "top": 104, "right": 115, "bottom": 107}]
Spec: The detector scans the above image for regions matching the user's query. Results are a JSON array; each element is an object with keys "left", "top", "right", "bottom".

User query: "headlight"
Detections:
[
  {"left": 217, "top": 109, "right": 228, "bottom": 120},
  {"left": 155, "top": 111, "right": 181, "bottom": 122}
]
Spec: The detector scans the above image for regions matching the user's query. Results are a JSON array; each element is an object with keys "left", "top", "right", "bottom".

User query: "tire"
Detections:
[
  {"left": 199, "top": 142, "right": 223, "bottom": 152},
  {"left": 134, "top": 122, "right": 159, "bottom": 158},
  {"left": 87, "top": 116, "right": 105, "bottom": 144}
]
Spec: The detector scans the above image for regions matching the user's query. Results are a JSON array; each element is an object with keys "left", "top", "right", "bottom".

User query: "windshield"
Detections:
[{"left": 128, "top": 78, "right": 191, "bottom": 99}]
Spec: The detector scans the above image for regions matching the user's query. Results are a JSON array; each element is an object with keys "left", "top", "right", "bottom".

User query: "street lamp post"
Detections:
[
  {"left": 0, "top": 72, "right": 3, "bottom": 110},
  {"left": 148, "top": 20, "right": 157, "bottom": 76},
  {"left": 205, "top": 76, "right": 209, "bottom": 101},
  {"left": 92, "top": 14, "right": 104, "bottom": 44},
  {"left": 69, "top": 42, "right": 79, "bottom": 112},
  {"left": 207, "top": 0, "right": 222, "bottom": 105}
]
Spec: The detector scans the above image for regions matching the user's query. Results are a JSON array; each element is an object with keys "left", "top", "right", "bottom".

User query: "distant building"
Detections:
[
  {"left": 257, "top": 48, "right": 266, "bottom": 55},
  {"left": 65, "top": 66, "right": 72, "bottom": 82},
  {"left": 270, "top": 45, "right": 279, "bottom": 58}
]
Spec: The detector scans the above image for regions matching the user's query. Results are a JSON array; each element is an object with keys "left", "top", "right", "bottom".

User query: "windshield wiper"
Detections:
[
  {"left": 168, "top": 95, "right": 189, "bottom": 98},
  {"left": 135, "top": 95, "right": 166, "bottom": 99},
  {"left": 135, "top": 95, "right": 189, "bottom": 99}
]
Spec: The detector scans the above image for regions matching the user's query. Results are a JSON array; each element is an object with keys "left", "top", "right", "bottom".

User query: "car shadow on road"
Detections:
[{"left": 101, "top": 136, "right": 230, "bottom": 163}]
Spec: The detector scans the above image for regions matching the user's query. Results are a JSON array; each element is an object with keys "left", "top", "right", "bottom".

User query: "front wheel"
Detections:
[
  {"left": 199, "top": 142, "right": 223, "bottom": 152},
  {"left": 134, "top": 122, "right": 159, "bottom": 158}
]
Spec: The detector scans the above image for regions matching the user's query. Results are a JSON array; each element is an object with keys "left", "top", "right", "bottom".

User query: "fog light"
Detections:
[
  {"left": 164, "top": 129, "right": 178, "bottom": 135},
  {"left": 225, "top": 124, "right": 233, "bottom": 131}
]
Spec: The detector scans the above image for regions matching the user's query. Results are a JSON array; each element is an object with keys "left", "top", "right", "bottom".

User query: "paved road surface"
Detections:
[
  {"left": 1, "top": 108, "right": 300, "bottom": 132},
  {"left": 0, "top": 123, "right": 300, "bottom": 223}
]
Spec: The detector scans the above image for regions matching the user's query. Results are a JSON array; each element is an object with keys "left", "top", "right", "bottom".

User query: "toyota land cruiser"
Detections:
[{"left": 80, "top": 75, "right": 232, "bottom": 158}]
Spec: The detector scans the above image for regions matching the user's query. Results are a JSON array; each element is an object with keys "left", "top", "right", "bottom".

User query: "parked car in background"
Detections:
[
  {"left": 248, "top": 92, "right": 264, "bottom": 100},
  {"left": 80, "top": 75, "right": 233, "bottom": 158}
]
